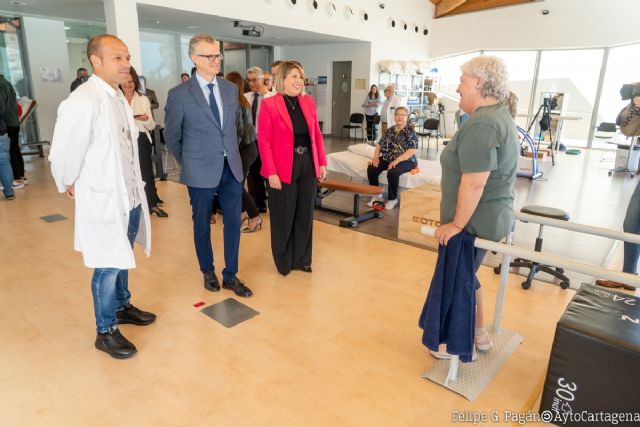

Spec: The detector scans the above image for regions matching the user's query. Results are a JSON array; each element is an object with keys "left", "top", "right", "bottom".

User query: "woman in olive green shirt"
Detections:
[{"left": 434, "top": 56, "right": 518, "bottom": 356}]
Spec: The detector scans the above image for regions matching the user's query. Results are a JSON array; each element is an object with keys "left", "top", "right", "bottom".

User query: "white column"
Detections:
[{"left": 103, "top": 0, "right": 142, "bottom": 72}]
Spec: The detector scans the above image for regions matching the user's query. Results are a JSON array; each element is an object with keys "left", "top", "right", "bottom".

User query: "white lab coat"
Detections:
[
  {"left": 49, "top": 75, "right": 151, "bottom": 269},
  {"left": 381, "top": 95, "right": 403, "bottom": 127}
]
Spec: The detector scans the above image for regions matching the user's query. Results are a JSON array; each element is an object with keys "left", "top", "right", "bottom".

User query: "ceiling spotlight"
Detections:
[
  {"left": 311, "top": 0, "right": 318, "bottom": 10},
  {"left": 423, "top": 28, "right": 429, "bottom": 36},
  {"left": 361, "top": 10, "right": 369, "bottom": 22},
  {"left": 414, "top": 25, "right": 418, "bottom": 33},
  {"left": 344, "top": 5, "right": 354, "bottom": 18},
  {"left": 542, "top": 9, "right": 550, "bottom": 15},
  {"left": 389, "top": 18, "right": 396, "bottom": 28},
  {"left": 403, "top": 22, "right": 408, "bottom": 30}
]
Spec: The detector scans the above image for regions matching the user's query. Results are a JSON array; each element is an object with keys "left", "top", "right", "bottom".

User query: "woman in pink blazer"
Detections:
[{"left": 257, "top": 61, "right": 327, "bottom": 275}]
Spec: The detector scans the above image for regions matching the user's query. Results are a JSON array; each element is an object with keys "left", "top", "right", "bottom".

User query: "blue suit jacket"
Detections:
[{"left": 164, "top": 76, "right": 243, "bottom": 188}]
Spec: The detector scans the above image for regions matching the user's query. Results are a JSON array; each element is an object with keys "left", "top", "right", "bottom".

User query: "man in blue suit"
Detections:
[{"left": 164, "top": 34, "right": 252, "bottom": 297}]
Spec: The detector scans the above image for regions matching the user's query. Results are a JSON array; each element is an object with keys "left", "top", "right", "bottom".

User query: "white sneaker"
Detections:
[
  {"left": 430, "top": 345, "right": 478, "bottom": 361},
  {"left": 475, "top": 327, "right": 493, "bottom": 352},
  {"left": 21, "top": 177, "right": 28, "bottom": 185},
  {"left": 366, "top": 195, "right": 383, "bottom": 208},
  {"left": 12, "top": 180, "right": 24, "bottom": 190},
  {"left": 384, "top": 198, "right": 398, "bottom": 210}
]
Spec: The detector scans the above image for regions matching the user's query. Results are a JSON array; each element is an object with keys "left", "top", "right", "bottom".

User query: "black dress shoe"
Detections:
[
  {"left": 222, "top": 276, "right": 253, "bottom": 297},
  {"left": 150, "top": 207, "right": 169, "bottom": 217},
  {"left": 116, "top": 304, "right": 156, "bottom": 326},
  {"left": 204, "top": 271, "right": 221, "bottom": 292},
  {"left": 95, "top": 326, "right": 137, "bottom": 359},
  {"left": 300, "top": 266, "right": 312, "bottom": 273}
]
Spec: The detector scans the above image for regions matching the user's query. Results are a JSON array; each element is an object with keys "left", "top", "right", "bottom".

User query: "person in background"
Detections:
[
  {"left": 244, "top": 66, "right": 270, "bottom": 214},
  {"left": 121, "top": 67, "right": 168, "bottom": 218},
  {"left": 0, "top": 72, "right": 24, "bottom": 189},
  {"left": 270, "top": 61, "right": 281, "bottom": 94},
  {"left": 380, "top": 85, "right": 401, "bottom": 135},
  {"left": 427, "top": 56, "right": 518, "bottom": 359},
  {"left": 263, "top": 72, "right": 273, "bottom": 92},
  {"left": 257, "top": 61, "right": 327, "bottom": 276},
  {"left": 503, "top": 91, "right": 518, "bottom": 119},
  {"left": 363, "top": 84, "right": 381, "bottom": 141},
  {"left": 366, "top": 106, "right": 417, "bottom": 210},
  {"left": 190, "top": 66, "right": 197, "bottom": 77},
  {"left": 0, "top": 91, "right": 15, "bottom": 200},
  {"left": 49, "top": 34, "right": 156, "bottom": 359},
  {"left": 70, "top": 67, "right": 89, "bottom": 92},
  {"left": 181, "top": 72, "right": 190, "bottom": 83},
  {"left": 226, "top": 71, "right": 262, "bottom": 233},
  {"left": 164, "top": 33, "right": 252, "bottom": 298}
]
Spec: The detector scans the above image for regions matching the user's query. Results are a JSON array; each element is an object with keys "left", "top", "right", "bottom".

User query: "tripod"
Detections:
[{"left": 526, "top": 99, "right": 556, "bottom": 166}]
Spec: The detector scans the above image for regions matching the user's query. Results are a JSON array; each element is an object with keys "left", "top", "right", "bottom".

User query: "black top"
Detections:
[{"left": 283, "top": 94, "right": 310, "bottom": 149}]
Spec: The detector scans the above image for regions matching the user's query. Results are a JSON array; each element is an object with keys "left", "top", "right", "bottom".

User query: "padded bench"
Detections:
[{"left": 315, "top": 178, "right": 384, "bottom": 228}]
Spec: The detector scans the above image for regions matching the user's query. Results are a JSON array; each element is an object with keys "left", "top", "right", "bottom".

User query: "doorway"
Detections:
[{"left": 331, "top": 61, "right": 351, "bottom": 136}]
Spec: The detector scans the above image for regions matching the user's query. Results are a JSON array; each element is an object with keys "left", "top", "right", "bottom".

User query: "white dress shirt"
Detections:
[{"left": 196, "top": 72, "right": 224, "bottom": 128}]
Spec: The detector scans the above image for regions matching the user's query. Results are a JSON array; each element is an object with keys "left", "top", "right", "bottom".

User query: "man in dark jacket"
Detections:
[
  {"left": 70, "top": 67, "right": 89, "bottom": 92},
  {"left": 0, "top": 73, "right": 23, "bottom": 186}
]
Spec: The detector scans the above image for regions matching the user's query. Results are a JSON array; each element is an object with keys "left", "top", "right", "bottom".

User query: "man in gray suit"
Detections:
[{"left": 164, "top": 34, "right": 252, "bottom": 297}]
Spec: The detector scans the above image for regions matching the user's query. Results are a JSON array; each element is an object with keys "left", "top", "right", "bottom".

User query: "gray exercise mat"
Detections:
[
  {"left": 40, "top": 214, "right": 67, "bottom": 223},
  {"left": 200, "top": 298, "right": 259, "bottom": 328},
  {"left": 422, "top": 329, "right": 524, "bottom": 401}
]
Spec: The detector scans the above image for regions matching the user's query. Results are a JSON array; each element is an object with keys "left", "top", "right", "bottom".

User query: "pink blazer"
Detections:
[{"left": 257, "top": 93, "right": 327, "bottom": 184}]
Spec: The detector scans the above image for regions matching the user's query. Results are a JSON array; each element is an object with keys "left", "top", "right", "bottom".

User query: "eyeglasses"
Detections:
[
  {"left": 196, "top": 53, "right": 224, "bottom": 62},
  {"left": 247, "top": 77, "right": 263, "bottom": 83}
]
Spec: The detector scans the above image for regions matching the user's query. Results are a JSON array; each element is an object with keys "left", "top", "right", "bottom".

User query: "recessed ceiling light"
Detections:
[
  {"left": 10, "top": 1, "right": 27, "bottom": 6},
  {"left": 64, "top": 26, "right": 70, "bottom": 30},
  {"left": 187, "top": 25, "right": 199, "bottom": 29}
]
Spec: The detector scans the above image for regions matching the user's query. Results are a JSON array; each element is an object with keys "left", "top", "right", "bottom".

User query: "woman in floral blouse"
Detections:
[{"left": 366, "top": 106, "right": 418, "bottom": 210}]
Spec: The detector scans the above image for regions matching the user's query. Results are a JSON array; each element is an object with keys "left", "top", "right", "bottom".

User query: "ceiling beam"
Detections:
[
  {"left": 434, "top": 0, "right": 467, "bottom": 18},
  {"left": 449, "top": 0, "right": 536, "bottom": 16}
]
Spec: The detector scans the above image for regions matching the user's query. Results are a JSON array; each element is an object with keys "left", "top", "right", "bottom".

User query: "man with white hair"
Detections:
[
  {"left": 244, "top": 66, "right": 270, "bottom": 213},
  {"left": 380, "top": 85, "right": 402, "bottom": 134}
]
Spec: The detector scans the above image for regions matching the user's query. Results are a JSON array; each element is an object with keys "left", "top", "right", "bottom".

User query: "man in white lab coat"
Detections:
[
  {"left": 380, "top": 85, "right": 402, "bottom": 135},
  {"left": 49, "top": 34, "right": 155, "bottom": 359}
]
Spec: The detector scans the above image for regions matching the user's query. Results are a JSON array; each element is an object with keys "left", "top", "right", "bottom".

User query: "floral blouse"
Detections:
[{"left": 377, "top": 125, "right": 418, "bottom": 163}]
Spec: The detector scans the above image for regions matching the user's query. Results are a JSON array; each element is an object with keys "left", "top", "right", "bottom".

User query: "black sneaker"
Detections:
[
  {"left": 95, "top": 325, "right": 137, "bottom": 359},
  {"left": 116, "top": 304, "right": 156, "bottom": 326}
]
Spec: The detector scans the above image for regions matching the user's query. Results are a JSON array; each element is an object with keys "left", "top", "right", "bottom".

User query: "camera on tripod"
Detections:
[
  {"left": 543, "top": 97, "right": 558, "bottom": 111},
  {"left": 620, "top": 83, "right": 640, "bottom": 101}
]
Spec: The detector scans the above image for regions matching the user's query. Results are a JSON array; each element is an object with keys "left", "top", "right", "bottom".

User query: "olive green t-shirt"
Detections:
[{"left": 439, "top": 104, "right": 518, "bottom": 241}]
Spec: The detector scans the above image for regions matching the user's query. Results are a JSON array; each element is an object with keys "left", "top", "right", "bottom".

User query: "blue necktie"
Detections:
[{"left": 207, "top": 83, "right": 221, "bottom": 125}]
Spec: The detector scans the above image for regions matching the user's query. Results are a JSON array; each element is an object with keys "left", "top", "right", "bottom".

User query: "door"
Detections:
[{"left": 331, "top": 61, "right": 351, "bottom": 136}]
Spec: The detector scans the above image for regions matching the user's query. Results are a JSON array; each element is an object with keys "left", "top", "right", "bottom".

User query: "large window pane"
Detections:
[
  {"left": 535, "top": 49, "right": 604, "bottom": 148},
  {"left": 595, "top": 43, "right": 640, "bottom": 149},
  {"left": 434, "top": 52, "right": 479, "bottom": 99},
  {"left": 483, "top": 50, "right": 537, "bottom": 129},
  {"left": 222, "top": 42, "right": 247, "bottom": 77}
]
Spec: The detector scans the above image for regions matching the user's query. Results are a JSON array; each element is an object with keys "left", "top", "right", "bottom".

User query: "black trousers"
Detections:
[
  {"left": 137, "top": 133, "right": 159, "bottom": 209},
  {"left": 268, "top": 151, "right": 316, "bottom": 275},
  {"left": 240, "top": 142, "right": 259, "bottom": 219},
  {"left": 365, "top": 114, "right": 378, "bottom": 141},
  {"left": 367, "top": 158, "right": 417, "bottom": 201},
  {"left": 7, "top": 126, "right": 23, "bottom": 180},
  {"left": 248, "top": 151, "right": 267, "bottom": 210}
]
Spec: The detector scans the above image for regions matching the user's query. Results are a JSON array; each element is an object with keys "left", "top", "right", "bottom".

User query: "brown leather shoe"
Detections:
[{"left": 595, "top": 279, "right": 624, "bottom": 288}]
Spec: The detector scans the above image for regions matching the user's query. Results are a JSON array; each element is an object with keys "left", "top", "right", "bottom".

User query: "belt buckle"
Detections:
[{"left": 295, "top": 146, "right": 305, "bottom": 154}]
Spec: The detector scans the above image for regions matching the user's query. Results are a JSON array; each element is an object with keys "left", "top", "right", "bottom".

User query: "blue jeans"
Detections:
[
  {"left": 0, "top": 134, "right": 14, "bottom": 198},
  {"left": 623, "top": 181, "right": 640, "bottom": 274},
  {"left": 90, "top": 205, "right": 141, "bottom": 333}
]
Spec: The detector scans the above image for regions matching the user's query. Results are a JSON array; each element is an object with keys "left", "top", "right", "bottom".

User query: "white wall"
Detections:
[
  {"left": 430, "top": 0, "right": 640, "bottom": 58},
  {"left": 279, "top": 42, "right": 371, "bottom": 133},
  {"left": 22, "top": 16, "right": 71, "bottom": 141}
]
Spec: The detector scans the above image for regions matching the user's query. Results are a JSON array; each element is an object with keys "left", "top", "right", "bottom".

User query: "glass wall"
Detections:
[
  {"left": 595, "top": 44, "right": 640, "bottom": 149},
  {"left": 535, "top": 49, "right": 604, "bottom": 148},
  {"left": 434, "top": 52, "right": 479, "bottom": 99},
  {"left": 222, "top": 41, "right": 247, "bottom": 76}
]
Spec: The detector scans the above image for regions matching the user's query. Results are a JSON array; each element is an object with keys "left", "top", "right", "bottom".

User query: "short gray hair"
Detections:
[
  {"left": 247, "top": 66, "right": 264, "bottom": 79},
  {"left": 461, "top": 56, "right": 509, "bottom": 102},
  {"left": 188, "top": 33, "right": 218, "bottom": 56}
]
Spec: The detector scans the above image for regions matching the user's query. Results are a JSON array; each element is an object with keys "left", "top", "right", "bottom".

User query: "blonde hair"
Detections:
[
  {"left": 274, "top": 61, "right": 306, "bottom": 95},
  {"left": 461, "top": 56, "right": 509, "bottom": 102}
]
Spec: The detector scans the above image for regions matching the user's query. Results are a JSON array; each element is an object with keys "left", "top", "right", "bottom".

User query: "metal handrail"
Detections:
[{"left": 514, "top": 211, "right": 640, "bottom": 245}]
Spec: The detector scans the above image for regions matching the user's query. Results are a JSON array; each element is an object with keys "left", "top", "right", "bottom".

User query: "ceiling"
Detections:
[
  {"left": 0, "top": 0, "right": 360, "bottom": 46},
  {"left": 429, "top": 0, "right": 539, "bottom": 18}
]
